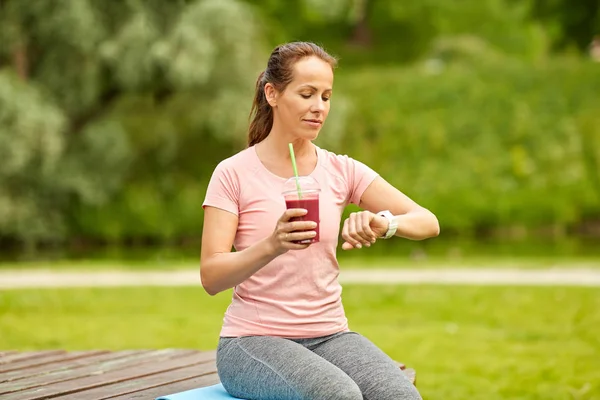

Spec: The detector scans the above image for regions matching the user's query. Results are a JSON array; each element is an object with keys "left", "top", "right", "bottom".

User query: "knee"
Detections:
[
  {"left": 403, "top": 390, "right": 423, "bottom": 400},
  {"left": 369, "top": 384, "right": 422, "bottom": 400},
  {"left": 336, "top": 385, "right": 363, "bottom": 400},
  {"left": 398, "top": 388, "right": 422, "bottom": 400},
  {"left": 311, "top": 380, "right": 363, "bottom": 400},
  {"left": 393, "top": 379, "right": 423, "bottom": 400}
]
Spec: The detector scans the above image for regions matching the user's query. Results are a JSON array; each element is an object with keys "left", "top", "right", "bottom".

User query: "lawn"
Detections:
[
  {"left": 1, "top": 284, "right": 598, "bottom": 400},
  {"left": 2, "top": 236, "right": 599, "bottom": 271}
]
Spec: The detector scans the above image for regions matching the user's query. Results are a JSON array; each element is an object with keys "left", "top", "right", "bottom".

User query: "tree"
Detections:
[{"left": 0, "top": 0, "right": 265, "bottom": 246}]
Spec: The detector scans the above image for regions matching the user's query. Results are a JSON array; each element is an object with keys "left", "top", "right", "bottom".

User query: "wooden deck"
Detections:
[{"left": 0, "top": 349, "right": 416, "bottom": 399}]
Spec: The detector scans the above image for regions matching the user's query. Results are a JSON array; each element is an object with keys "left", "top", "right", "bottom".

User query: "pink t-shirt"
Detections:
[{"left": 202, "top": 145, "right": 378, "bottom": 338}]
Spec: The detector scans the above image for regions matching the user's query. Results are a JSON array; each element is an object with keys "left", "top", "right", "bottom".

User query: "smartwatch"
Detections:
[{"left": 377, "top": 210, "right": 398, "bottom": 239}]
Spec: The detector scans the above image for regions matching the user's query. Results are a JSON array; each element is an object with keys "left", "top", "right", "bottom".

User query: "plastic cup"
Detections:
[{"left": 282, "top": 176, "right": 320, "bottom": 244}]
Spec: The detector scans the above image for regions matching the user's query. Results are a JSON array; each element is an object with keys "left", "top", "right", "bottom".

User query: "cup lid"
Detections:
[{"left": 282, "top": 176, "right": 320, "bottom": 194}]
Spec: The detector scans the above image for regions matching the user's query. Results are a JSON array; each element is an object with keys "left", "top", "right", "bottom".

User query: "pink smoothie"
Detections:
[{"left": 285, "top": 197, "right": 320, "bottom": 243}]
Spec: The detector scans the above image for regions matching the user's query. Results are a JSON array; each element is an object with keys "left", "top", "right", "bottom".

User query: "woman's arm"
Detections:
[
  {"left": 360, "top": 176, "right": 440, "bottom": 240},
  {"left": 200, "top": 206, "right": 318, "bottom": 295},
  {"left": 341, "top": 176, "right": 440, "bottom": 249}
]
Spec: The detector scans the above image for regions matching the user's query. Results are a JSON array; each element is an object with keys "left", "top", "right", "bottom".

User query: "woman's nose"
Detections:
[{"left": 311, "top": 99, "right": 326, "bottom": 112}]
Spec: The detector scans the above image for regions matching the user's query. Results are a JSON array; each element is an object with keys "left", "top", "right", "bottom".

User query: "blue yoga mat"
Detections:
[{"left": 155, "top": 383, "right": 244, "bottom": 400}]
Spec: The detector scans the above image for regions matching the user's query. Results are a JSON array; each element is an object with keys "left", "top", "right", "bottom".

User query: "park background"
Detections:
[{"left": 1, "top": 0, "right": 599, "bottom": 399}]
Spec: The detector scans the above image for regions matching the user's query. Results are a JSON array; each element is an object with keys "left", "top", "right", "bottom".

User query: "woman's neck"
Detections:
[
  {"left": 255, "top": 133, "right": 317, "bottom": 177},
  {"left": 259, "top": 133, "right": 314, "bottom": 162}
]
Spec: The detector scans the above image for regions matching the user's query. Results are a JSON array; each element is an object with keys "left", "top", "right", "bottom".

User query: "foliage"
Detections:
[
  {"left": 526, "top": 0, "right": 600, "bottom": 50},
  {"left": 0, "top": 71, "right": 67, "bottom": 243},
  {"left": 0, "top": 0, "right": 599, "bottom": 246},
  {"left": 248, "top": 0, "right": 551, "bottom": 64},
  {"left": 0, "top": 0, "right": 266, "bottom": 245},
  {"left": 336, "top": 47, "right": 600, "bottom": 236}
]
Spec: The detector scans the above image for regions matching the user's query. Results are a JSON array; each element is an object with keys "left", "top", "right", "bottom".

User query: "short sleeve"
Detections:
[
  {"left": 202, "top": 160, "right": 240, "bottom": 216},
  {"left": 347, "top": 157, "right": 379, "bottom": 205}
]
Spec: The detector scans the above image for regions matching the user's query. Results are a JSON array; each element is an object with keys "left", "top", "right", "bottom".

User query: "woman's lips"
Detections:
[{"left": 303, "top": 119, "right": 322, "bottom": 128}]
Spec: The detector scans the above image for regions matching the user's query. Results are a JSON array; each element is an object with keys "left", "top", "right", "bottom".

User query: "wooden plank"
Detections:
[
  {"left": 0, "top": 350, "right": 65, "bottom": 365},
  {"left": 0, "top": 350, "right": 108, "bottom": 374},
  {"left": 0, "top": 350, "right": 414, "bottom": 399},
  {"left": 68, "top": 362, "right": 217, "bottom": 399},
  {"left": 0, "top": 350, "right": 148, "bottom": 383},
  {"left": 0, "top": 350, "right": 196, "bottom": 395},
  {"left": 0, "top": 351, "right": 18, "bottom": 358},
  {"left": 2, "top": 351, "right": 216, "bottom": 400},
  {"left": 106, "top": 373, "right": 220, "bottom": 400}
]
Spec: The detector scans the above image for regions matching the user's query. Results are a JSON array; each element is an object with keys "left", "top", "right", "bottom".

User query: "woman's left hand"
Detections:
[{"left": 341, "top": 211, "right": 389, "bottom": 250}]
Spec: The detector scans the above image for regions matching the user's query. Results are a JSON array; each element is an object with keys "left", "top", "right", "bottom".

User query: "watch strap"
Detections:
[{"left": 377, "top": 210, "right": 398, "bottom": 239}]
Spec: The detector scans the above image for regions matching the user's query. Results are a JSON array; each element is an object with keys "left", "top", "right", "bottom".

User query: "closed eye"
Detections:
[{"left": 300, "top": 93, "right": 331, "bottom": 101}]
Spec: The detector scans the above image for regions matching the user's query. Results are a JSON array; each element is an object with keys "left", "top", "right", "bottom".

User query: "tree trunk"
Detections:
[
  {"left": 12, "top": 44, "right": 28, "bottom": 80},
  {"left": 349, "top": 0, "right": 372, "bottom": 48}
]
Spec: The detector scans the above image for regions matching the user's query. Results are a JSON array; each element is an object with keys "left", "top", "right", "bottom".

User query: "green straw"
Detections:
[{"left": 288, "top": 143, "right": 303, "bottom": 199}]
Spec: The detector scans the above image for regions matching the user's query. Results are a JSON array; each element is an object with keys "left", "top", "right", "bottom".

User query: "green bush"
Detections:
[
  {"left": 334, "top": 49, "right": 600, "bottom": 236},
  {"left": 2, "top": 0, "right": 599, "bottom": 247},
  {"left": 74, "top": 51, "right": 600, "bottom": 244}
]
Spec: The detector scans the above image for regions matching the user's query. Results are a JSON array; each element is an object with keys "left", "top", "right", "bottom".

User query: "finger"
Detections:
[
  {"left": 344, "top": 215, "right": 363, "bottom": 249},
  {"left": 342, "top": 217, "right": 360, "bottom": 248},
  {"left": 342, "top": 241, "right": 354, "bottom": 251},
  {"left": 282, "top": 238, "right": 312, "bottom": 250},
  {"left": 280, "top": 208, "right": 308, "bottom": 222},
  {"left": 278, "top": 231, "right": 315, "bottom": 251},
  {"left": 361, "top": 211, "right": 377, "bottom": 243},
  {"left": 284, "top": 220, "right": 318, "bottom": 233},
  {"left": 349, "top": 213, "right": 371, "bottom": 247},
  {"left": 352, "top": 212, "right": 373, "bottom": 246},
  {"left": 285, "top": 230, "right": 317, "bottom": 243}
]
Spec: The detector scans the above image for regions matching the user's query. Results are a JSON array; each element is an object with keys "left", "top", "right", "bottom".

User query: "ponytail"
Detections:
[{"left": 247, "top": 71, "right": 273, "bottom": 147}]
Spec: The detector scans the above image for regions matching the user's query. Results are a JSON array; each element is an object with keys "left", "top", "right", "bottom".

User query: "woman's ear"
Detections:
[{"left": 264, "top": 83, "right": 277, "bottom": 107}]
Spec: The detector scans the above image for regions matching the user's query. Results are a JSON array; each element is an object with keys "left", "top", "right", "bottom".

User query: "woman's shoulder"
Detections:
[
  {"left": 317, "top": 146, "right": 356, "bottom": 169},
  {"left": 317, "top": 146, "right": 377, "bottom": 182},
  {"left": 213, "top": 146, "right": 256, "bottom": 173}
]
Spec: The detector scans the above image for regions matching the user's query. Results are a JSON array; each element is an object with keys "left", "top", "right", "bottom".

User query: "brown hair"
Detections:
[{"left": 247, "top": 42, "right": 337, "bottom": 147}]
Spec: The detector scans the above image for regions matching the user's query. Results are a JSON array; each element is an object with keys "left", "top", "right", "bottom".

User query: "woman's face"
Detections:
[{"left": 268, "top": 56, "right": 334, "bottom": 141}]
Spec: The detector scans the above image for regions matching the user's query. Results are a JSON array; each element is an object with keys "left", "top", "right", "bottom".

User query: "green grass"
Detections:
[
  {"left": 2, "top": 236, "right": 599, "bottom": 271},
  {"left": 1, "top": 285, "right": 599, "bottom": 400}
]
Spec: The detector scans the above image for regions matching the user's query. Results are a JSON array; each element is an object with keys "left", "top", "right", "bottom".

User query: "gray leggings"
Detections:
[{"left": 216, "top": 331, "right": 422, "bottom": 400}]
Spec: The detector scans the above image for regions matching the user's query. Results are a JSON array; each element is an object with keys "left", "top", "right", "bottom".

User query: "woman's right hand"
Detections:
[{"left": 269, "top": 208, "right": 318, "bottom": 255}]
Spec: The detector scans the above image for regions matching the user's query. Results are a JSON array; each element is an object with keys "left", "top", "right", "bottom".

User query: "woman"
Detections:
[{"left": 201, "top": 42, "right": 439, "bottom": 400}]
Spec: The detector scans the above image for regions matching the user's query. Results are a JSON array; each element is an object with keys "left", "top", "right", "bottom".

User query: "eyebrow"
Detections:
[{"left": 299, "top": 84, "right": 332, "bottom": 92}]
